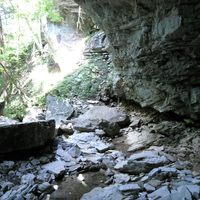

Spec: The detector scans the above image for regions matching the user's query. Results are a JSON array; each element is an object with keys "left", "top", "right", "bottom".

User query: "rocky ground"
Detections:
[{"left": 0, "top": 98, "right": 200, "bottom": 200}]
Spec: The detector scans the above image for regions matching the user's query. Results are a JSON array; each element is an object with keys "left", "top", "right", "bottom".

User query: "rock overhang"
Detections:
[{"left": 73, "top": 0, "right": 200, "bottom": 120}]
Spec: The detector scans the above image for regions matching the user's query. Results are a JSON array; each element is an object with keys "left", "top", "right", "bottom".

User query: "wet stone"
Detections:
[
  {"left": 21, "top": 173, "right": 35, "bottom": 185},
  {"left": 1, "top": 102, "right": 200, "bottom": 200},
  {"left": 0, "top": 161, "right": 15, "bottom": 174},
  {"left": 38, "top": 182, "right": 55, "bottom": 194},
  {"left": 119, "top": 184, "right": 141, "bottom": 195},
  {"left": 42, "top": 161, "right": 66, "bottom": 177}
]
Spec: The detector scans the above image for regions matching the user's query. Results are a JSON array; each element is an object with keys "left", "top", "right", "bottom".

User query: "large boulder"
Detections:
[
  {"left": 0, "top": 120, "right": 55, "bottom": 154},
  {"left": 71, "top": 106, "right": 129, "bottom": 136},
  {"left": 46, "top": 95, "right": 74, "bottom": 127}
]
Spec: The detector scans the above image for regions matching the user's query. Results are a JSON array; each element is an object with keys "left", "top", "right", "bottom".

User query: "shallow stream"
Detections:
[
  {"left": 50, "top": 171, "right": 107, "bottom": 200},
  {"left": 50, "top": 136, "right": 130, "bottom": 200}
]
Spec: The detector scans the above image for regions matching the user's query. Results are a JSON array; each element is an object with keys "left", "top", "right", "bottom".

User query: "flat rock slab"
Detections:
[
  {"left": 115, "top": 151, "right": 168, "bottom": 174},
  {"left": 0, "top": 120, "right": 55, "bottom": 154},
  {"left": 81, "top": 185, "right": 124, "bottom": 200},
  {"left": 42, "top": 161, "right": 66, "bottom": 177}
]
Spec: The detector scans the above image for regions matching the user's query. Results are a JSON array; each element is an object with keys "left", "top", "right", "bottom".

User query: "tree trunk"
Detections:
[
  {"left": 0, "top": 14, "right": 28, "bottom": 107},
  {"left": 0, "top": 13, "right": 8, "bottom": 104}
]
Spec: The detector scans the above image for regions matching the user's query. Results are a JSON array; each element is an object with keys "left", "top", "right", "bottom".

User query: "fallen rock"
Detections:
[
  {"left": 38, "top": 182, "right": 55, "bottom": 194},
  {"left": 119, "top": 183, "right": 141, "bottom": 195},
  {"left": 46, "top": 94, "right": 74, "bottom": 127},
  {"left": 0, "top": 116, "right": 18, "bottom": 124},
  {"left": 129, "top": 117, "right": 142, "bottom": 129},
  {"left": 0, "top": 161, "right": 15, "bottom": 174},
  {"left": 23, "top": 106, "right": 45, "bottom": 122},
  {"left": 67, "top": 145, "right": 82, "bottom": 158},
  {"left": 81, "top": 185, "right": 124, "bottom": 200},
  {"left": 59, "top": 123, "right": 74, "bottom": 135},
  {"left": 42, "top": 161, "right": 66, "bottom": 177},
  {"left": 148, "top": 186, "right": 170, "bottom": 199},
  {"left": 84, "top": 31, "right": 108, "bottom": 56},
  {"left": 21, "top": 173, "right": 35, "bottom": 185},
  {"left": 152, "top": 121, "right": 186, "bottom": 136},
  {"left": 72, "top": 106, "right": 129, "bottom": 135},
  {"left": 0, "top": 120, "right": 55, "bottom": 154},
  {"left": 114, "top": 173, "right": 131, "bottom": 184},
  {"left": 125, "top": 126, "right": 158, "bottom": 152},
  {"left": 99, "top": 119, "right": 120, "bottom": 137},
  {"left": 115, "top": 151, "right": 169, "bottom": 174}
]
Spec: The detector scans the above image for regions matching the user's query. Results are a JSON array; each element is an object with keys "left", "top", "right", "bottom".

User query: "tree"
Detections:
[
  {"left": 0, "top": 0, "right": 63, "bottom": 116},
  {"left": 0, "top": 12, "right": 8, "bottom": 103}
]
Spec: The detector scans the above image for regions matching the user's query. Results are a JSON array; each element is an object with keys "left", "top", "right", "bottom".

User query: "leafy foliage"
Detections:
[
  {"left": 50, "top": 55, "right": 115, "bottom": 100},
  {"left": 4, "top": 96, "right": 26, "bottom": 120},
  {"left": 0, "top": 0, "right": 64, "bottom": 119}
]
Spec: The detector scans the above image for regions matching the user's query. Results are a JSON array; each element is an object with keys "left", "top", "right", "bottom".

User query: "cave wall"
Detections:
[{"left": 73, "top": 0, "right": 200, "bottom": 120}]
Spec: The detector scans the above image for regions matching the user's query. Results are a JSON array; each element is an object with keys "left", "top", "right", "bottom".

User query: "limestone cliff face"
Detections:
[{"left": 73, "top": 0, "right": 200, "bottom": 120}]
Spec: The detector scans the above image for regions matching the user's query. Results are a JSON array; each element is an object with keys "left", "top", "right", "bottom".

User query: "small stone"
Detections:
[
  {"left": 21, "top": 173, "right": 35, "bottom": 184},
  {"left": 192, "top": 178, "right": 200, "bottom": 185},
  {"left": 148, "top": 179, "right": 162, "bottom": 188},
  {"left": 39, "top": 156, "right": 50, "bottom": 164},
  {"left": 24, "top": 193, "right": 38, "bottom": 200},
  {"left": 1, "top": 181, "right": 14, "bottom": 193},
  {"left": 119, "top": 184, "right": 141, "bottom": 195},
  {"left": 42, "top": 161, "right": 66, "bottom": 177},
  {"left": 148, "top": 186, "right": 170, "bottom": 199},
  {"left": 56, "top": 149, "right": 72, "bottom": 161},
  {"left": 178, "top": 153, "right": 186, "bottom": 158},
  {"left": 30, "top": 158, "right": 40, "bottom": 165},
  {"left": 141, "top": 176, "right": 149, "bottom": 183},
  {"left": 95, "top": 129, "right": 106, "bottom": 137},
  {"left": 144, "top": 183, "right": 155, "bottom": 192},
  {"left": 0, "top": 161, "right": 15, "bottom": 174},
  {"left": 38, "top": 182, "right": 55, "bottom": 194},
  {"left": 67, "top": 145, "right": 82, "bottom": 158},
  {"left": 36, "top": 173, "right": 51, "bottom": 183},
  {"left": 114, "top": 173, "right": 131, "bottom": 184},
  {"left": 148, "top": 168, "right": 161, "bottom": 178},
  {"left": 95, "top": 142, "right": 114, "bottom": 153},
  {"left": 129, "top": 117, "right": 141, "bottom": 129}
]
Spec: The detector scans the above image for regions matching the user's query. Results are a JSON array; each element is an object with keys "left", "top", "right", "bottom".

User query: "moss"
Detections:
[
  {"left": 4, "top": 97, "right": 26, "bottom": 121},
  {"left": 50, "top": 55, "right": 115, "bottom": 100}
]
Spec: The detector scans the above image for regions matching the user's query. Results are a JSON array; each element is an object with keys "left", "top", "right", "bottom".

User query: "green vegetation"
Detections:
[
  {"left": 50, "top": 56, "right": 115, "bottom": 100},
  {"left": 0, "top": 0, "right": 115, "bottom": 120},
  {"left": 0, "top": 0, "right": 63, "bottom": 119},
  {"left": 4, "top": 97, "right": 27, "bottom": 120}
]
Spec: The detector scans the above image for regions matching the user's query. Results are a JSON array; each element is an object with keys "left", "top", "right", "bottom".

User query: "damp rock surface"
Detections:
[{"left": 1, "top": 102, "right": 200, "bottom": 200}]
